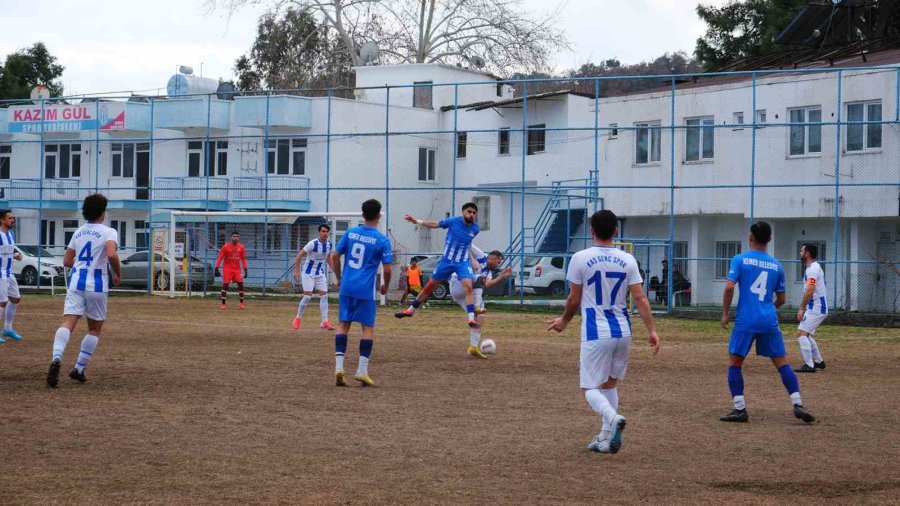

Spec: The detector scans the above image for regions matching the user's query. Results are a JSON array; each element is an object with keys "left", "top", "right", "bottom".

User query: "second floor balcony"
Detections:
[
  {"left": 152, "top": 176, "right": 229, "bottom": 210},
  {"left": 231, "top": 176, "right": 310, "bottom": 211},
  {"left": 0, "top": 178, "right": 81, "bottom": 209}
]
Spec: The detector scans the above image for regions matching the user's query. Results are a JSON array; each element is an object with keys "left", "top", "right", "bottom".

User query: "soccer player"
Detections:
[
  {"left": 399, "top": 257, "right": 423, "bottom": 306},
  {"left": 292, "top": 224, "right": 334, "bottom": 330},
  {"left": 794, "top": 243, "right": 827, "bottom": 373},
  {"left": 329, "top": 199, "right": 393, "bottom": 387},
  {"left": 396, "top": 202, "right": 480, "bottom": 327},
  {"left": 46, "top": 194, "right": 121, "bottom": 388},
  {"left": 0, "top": 210, "right": 24, "bottom": 343},
  {"left": 215, "top": 231, "right": 248, "bottom": 309},
  {"left": 720, "top": 222, "right": 815, "bottom": 424},
  {"left": 450, "top": 246, "right": 512, "bottom": 359},
  {"left": 548, "top": 210, "right": 660, "bottom": 454}
]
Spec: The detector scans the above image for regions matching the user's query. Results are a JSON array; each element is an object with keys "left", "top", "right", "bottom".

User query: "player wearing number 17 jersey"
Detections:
[
  {"left": 719, "top": 221, "right": 814, "bottom": 424},
  {"left": 548, "top": 210, "right": 660, "bottom": 455},
  {"left": 46, "top": 194, "right": 122, "bottom": 388}
]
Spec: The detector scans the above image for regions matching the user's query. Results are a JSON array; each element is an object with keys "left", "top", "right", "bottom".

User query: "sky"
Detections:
[{"left": 0, "top": 0, "right": 728, "bottom": 97}]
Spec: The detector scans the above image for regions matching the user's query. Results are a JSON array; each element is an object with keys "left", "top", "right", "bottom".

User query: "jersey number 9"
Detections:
[{"left": 348, "top": 242, "right": 366, "bottom": 269}]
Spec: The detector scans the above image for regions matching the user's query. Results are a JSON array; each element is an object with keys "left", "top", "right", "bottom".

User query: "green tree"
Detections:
[
  {"left": 694, "top": 0, "right": 807, "bottom": 70},
  {"left": 0, "top": 42, "right": 65, "bottom": 100}
]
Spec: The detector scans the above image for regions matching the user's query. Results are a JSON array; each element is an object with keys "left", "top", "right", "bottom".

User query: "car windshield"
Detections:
[
  {"left": 18, "top": 246, "right": 56, "bottom": 257},
  {"left": 416, "top": 257, "right": 441, "bottom": 270},
  {"left": 524, "top": 256, "right": 542, "bottom": 267}
]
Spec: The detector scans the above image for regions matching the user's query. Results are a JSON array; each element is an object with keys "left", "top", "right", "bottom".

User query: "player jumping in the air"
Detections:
[
  {"left": 329, "top": 199, "right": 393, "bottom": 387},
  {"left": 293, "top": 224, "right": 334, "bottom": 330},
  {"left": 450, "top": 246, "right": 512, "bottom": 359},
  {"left": 46, "top": 194, "right": 121, "bottom": 388},
  {"left": 720, "top": 222, "right": 815, "bottom": 424},
  {"left": 0, "top": 210, "right": 24, "bottom": 343},
  {"left": 215, "top": 231, "right": 248, "bottom": 309},
  {"left": 548, "top": 210, "right": 660, "bottom": 454},
  {"left": 396, "top": 202, "right": 480, "bottom": 327},
  {"left": 794, "top": 243, "right": 827, "bottom": 373}
]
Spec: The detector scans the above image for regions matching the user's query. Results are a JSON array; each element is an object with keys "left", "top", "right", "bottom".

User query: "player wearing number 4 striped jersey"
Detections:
[
  {"left": 720, "top": 222, "right": 815, "bottom": 424},
  {"left": 548, "top": 210, "right": 660, "bottom": 455},
  {"left": 794, "top": 243, "right": 827, "bottom": 373},
  {"left": 292, "top": 224, "right": 334, "bottom": 330},
  {"left": 0, "top": 210, "right": 25, "bottom": 343},
  {"left": 46, "top": 194, "right": 122, "bottom": 388}
]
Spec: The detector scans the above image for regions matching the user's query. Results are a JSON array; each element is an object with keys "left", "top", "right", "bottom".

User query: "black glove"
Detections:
[
  {"left": 243, "top": 268, "right": 249, "bottom": 278},
  {"left": 215, "top": 267, "right": 221, "bottom": 277}
]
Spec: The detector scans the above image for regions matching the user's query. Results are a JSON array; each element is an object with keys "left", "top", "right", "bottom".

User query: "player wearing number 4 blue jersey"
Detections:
[
  {"left": 549, "top": 210, "right": 660, "bottom": 455},
  {"left": 329, "top": 199, "right": 393, "bottom": 387},
  {"left": 720, "top": 221, "right": 815, "bottom": 424},
  {"left": 46, "top": 194, "right": 122, "bottom": 388}
]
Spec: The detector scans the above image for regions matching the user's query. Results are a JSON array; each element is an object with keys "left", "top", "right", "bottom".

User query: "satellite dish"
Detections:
[
  {"left": 470, "top": 55, "right": 486, "bottom": 69},
  {"left": 216, "top": 82, "right": 237, "bottom": 100},
  {"left": 179, "top": 65, "right": 194, "bottom": 75},
  {"left": 30, "top": 85, "right": 51, "bottom": 104},
  {"left": 359, "top": 42, "right": 380, "bottom": 65}
]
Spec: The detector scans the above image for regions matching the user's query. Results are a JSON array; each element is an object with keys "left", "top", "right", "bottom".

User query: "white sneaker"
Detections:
[
  {"left": 587, "top": 435, "right": 613, "bottom": 453},
  {"left": 608, "top": 415, "right": 627, "bottom": 454}
]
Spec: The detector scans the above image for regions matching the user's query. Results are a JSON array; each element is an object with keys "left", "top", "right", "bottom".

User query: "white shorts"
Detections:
[
  {"left": 301, "top": 273, "right": 328, "bottom": 293},
  {"left": 64, "top": 290, "right": 109, "bottom": 321},
  {"left": 580, "top": 337, "right": 631, "bottom": 388},
  {"left": 798, "top": 311, "right": 827, "bottom": 334},
  {"left": 451, "top": 282, "right": 484, "bottom": 310},
  {"left": 0, "top": 276, "right": 20, "bottom": 303}
]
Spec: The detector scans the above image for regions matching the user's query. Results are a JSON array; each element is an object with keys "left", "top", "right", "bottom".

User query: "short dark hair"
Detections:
[
  {"left": 231, "top": 231, "right": 240, "bottom": 236},
  {"left": 590, "top": 210, "right": 617, "bottom": 241},
  {"left": 410, "top": 257, "right": 418, "bottom": 263},
  {"left": 0, "top": 210, "right": 11, "bottom": 220},
  {"left": 750, "top": 221, "right": 772, "bottom": 245},
  {"left": 462, "top": 202, "right": 478, "bottom": 212},
  {"left": 489, "top": 250, "right": 504, "bottom": 259},
  {"left": 318, "top": 223, "right": 331, "bottom": 232},
  {"left": 802, "top": 243, "right": 818, "bottom": 259},
  {"left": 81, "top": 193, "right": 108, "bottom": 222},
  {"left": 362, "top": 199, "right": 382, "bottom": 221}
]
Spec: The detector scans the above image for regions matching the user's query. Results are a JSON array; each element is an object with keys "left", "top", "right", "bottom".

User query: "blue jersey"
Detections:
[
  {"left": 336, "top": 225, "right": 393, "bottom": 300},
  {"left": 727, "top": 250, "right": 786, "bottom": 332},
  {"left": 439, "top": 216, "right": 479, "bottom": 263}
]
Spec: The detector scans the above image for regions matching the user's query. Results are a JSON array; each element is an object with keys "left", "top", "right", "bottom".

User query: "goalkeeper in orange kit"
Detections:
[{"left": 215, "top": 231, "right": 248, "bottom": 309}]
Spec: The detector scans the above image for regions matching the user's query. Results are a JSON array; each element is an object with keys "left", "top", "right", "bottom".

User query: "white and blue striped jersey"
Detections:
[
  {"left": 803, "top": 261, "right": 828, "bottom": 314},
  {"left": 302, "top": 239, "right": 332, "bottom": 276},
  {"left": 470, "top": 245, "right": 489, "bottom": 279},
  {"left": 438, "top": 216, "right": 479, "bottom": 264},
  {"left": 0, "top": 229, "right": 15, "bottom": 278},
  {"left": 566, "top": 245, "right": 643, "bottom": 340},
  {"left": 67, "top": 223, "right": 118, "bottom": 293}
]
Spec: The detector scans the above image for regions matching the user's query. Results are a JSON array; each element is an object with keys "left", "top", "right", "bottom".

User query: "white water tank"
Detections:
[{"left": 167, "top": 74, "right": 220, "bottom": 97}]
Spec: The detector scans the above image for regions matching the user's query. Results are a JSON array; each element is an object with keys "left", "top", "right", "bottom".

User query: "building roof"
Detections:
[
  {"left": 440, "top": 90, "right": 595, "bottom": 112},
  {"left": 354, "top": 62, "right": 501, "bottom": 80}
]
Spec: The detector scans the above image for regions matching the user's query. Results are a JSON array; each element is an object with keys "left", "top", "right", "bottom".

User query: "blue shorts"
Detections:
[
  {"left": 431, "top": 260, "right": 473, "bottom": 282},
  {"left": 338, "top": 295, "right": 377, "bottom": 327},
  {"left": 729, "top": 329, "right": 786, "bottom": 358}
]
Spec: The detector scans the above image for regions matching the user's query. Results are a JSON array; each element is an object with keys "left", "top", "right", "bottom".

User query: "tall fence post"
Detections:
[
  {"left": 263, "top": 91, "right": 272, "bottom": 297},
  {"left": 94, "top": 102, "right": 100, "bottom": 193},
  {"left": 832, "top": 70, "right": 843, "bottom": 310},
  {"left": 37, "top": 97, "right": 46, "bottom": 291},
  {"left": 592, "top": 78, "right": 600, "bottom": 213},
  {"left": 452, "top": 84, "right": 459, "bottom": 212},
  {"left": 384, "top": 87, "right": 391, "bottom": 238},
  {"left": 519, "top": 82, "right": 528, "bottom": 306},
  {"left": 147, "top": 99, "right": 156, "bottom": 293},
  {"left": 667, "top": 77, "right": 676, "bottom": 314},
  {"left": 325, "top": 89, "right": 332, "bottom": 212},
  {"left": 749, "top": 73, "right": 757, "bottom": 223}
]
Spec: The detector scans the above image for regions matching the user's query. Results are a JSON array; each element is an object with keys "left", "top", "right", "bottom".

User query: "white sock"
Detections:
[
  {"left": 319, "top": 295, "right": 329, "bottom": 322},
  {"left": 335, "top": 354, "right": 344, "bottom": 372},
  {"left": 467, "top": 311, "right": 475, "bottom": 321},
  {"left": 733, "top": 395, "right": 746, "bottom": 410},
  {"left": 600, "top": 388, "right": 618, "bottom": 432},
  {"left": 52, "top": 327, "right": 71, "bottom": 362},
  {"left": 790, "top": 392, "right": 802, "bottom": 406},
  {"left": 798, "top": 336, "right": 814, "bottom": 367},
  {"left": 297, "top": 295, "right": 311, "bottom": 318},
  {"left": 406, "top": 304, "right": 417, "bottom": 313},
  {"left": 75, "top": 334, "right": 99, "bottom": 373},
  {"left": 357, "top": 356, "right": 369, "bottom": 376},
  {"left": 808, "top": 335, "right": 823, "bottom": 363},
  {"left": 3, "top": 302, "right": 16, "bottom": 330},
  {"left": 585, "top": 389, "right": 617, "bottom": 432},
  {"left": 470, "top": 331, "right": 481, "bottom": 348}
]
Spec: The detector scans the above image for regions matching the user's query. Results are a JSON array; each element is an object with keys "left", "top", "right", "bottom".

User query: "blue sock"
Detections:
[
  {"left": 466, "top": 304, "right": 475, "bottom": 314},
  {"left": 727, "top": 365, "right": 744, "bottom": 398},
  {"left": 359, "top": 339, "right": 373, "bottom": 358},
  {"left": 411, "top": 300, "right": 421, "bottom": 309},
  {"left": 335, "top": 334, "right": 347, "bottom": 355},
  {"left": 778, "top": 364, "right": 800, "bottom": 396}
]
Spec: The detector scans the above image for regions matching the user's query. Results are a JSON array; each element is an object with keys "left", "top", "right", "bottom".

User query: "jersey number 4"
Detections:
[
  {"left": 587, "top": 271, "right": 626, "bottom": 306},
  {"left": 348, "top": 242, "right": 366, "bottom": 269},
  {"left": 750, "top": 271, "right": 768, "bottom": 301},
  {"left": 78, "top": 242, "right": 93, "bottom": 265}
]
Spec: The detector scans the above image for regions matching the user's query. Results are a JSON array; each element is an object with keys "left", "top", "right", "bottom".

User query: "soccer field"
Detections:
[{"left": 1, "top": 296, "right": 898, "bottom": 504}]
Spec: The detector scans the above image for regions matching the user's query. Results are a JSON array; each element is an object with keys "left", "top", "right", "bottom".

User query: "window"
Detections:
[
  {"left": 456, "top": 132, "right": 467, "bottom": 158},
  {"left": 418, "top": 147, "right": 436, "bottom": 182},
  {"left": 41, "top": 220, "right": 56, "bottom": 247},
  {"left": 111, "top": 142, "right": 149, "bottom": 178},
  {"left": 685, "top": 117, "right": 714, "bottom": 162},
  {"left": 265, "top": 224, "right": 282, "bottom": 250},
  {"left": 733, "top": 112, "right": 744, "bottom": 130},
  {"left": 473, "top": 196, "right": 490, "bottom": 231},
  {"left": 135, "top": 220, "right": 149, "bottom": 250},
  {"left": 796, "top": 241, "right": 826, "bottom": 281},
  {"left": 755, "top": 109, "right": 767, "bottom": 128},
  {"left": 635, "top": 121, "right": 661, "bottom": 165},
  {"left": 187, "top": 140, "right": 228, "bottom": 177},
  {"left": 496, "top": 81, "right": 504, "bottom": 97},
  {"left": 789, "top": 107, "right": 822, "bottom": 156},
  {"left": 334, "top": 220, "right": 350, "bottom": 245},
  {"left": 0, "top": 145, "right": 10, "bottom": 179},
  {"left": 44, "top": 144, "right": 81, "bottom": 179},
  {"left": 413, "top": 81, "right": 433, "bottom": 109},
  {"left": 110, "top": 220, "right": 128, "bottom": 248},
  {"left": 673, "top": 241, "right": 688, "bottom": 275},
  {"left": 63, "top": 219, "right": 79, "bottom": 246},
  {"left": 550, "top": 257, "right": 565, "bottom": 269},
  {"left": 498, "top": 128, "right": 510, "bottom": 155},
  {"left": 715, "top": 241, "right": 741, "bottom": 279},
  {"left": 267, "top": 138, "right": 306, "bottom": 175},
  {"left": 609, "top": 124, "right": 618, "bottom": 139},
  {"left": 527, "top": 123, "right": 545, "bottom": 155},
  {"left": 846, "top": 101, "right": 882, "bottom": 152}
]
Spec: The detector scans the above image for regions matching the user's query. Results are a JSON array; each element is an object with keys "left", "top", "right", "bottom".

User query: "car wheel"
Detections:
[
  {"left": 432, "top": 282, "right": 449, "bottom": 300},
  {"left": 548, "top": 281, "right": 565, "bottom": 296},
  {"left": 21, "top": 266, "right": 37, "bottom": 286},
  {"left": 155, "top": 271, "right": 169, "bottom": 291}
]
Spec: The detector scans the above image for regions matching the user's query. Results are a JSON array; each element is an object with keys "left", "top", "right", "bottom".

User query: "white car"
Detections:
[
  {"left": 13, "top": 245, "right": 67, "bottom": 286},
  {"left": 518, "top": 255, "right": 566, "bottom": 295}
]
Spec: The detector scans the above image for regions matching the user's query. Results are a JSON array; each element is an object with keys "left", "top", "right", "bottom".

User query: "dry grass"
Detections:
[{"left": 1, "top": 295, "right": 898, "bottom": 505}]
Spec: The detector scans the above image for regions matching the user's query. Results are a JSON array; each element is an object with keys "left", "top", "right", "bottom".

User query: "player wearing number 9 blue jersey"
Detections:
[
  {"left": 329, "top": 199, "right": 393, "bottom": 387},
  {"left": 46, "top": 194, "right": 122, "bottom": 389},
  {"left": 719, "top": 221, "right": 815, "bottom": 424}
]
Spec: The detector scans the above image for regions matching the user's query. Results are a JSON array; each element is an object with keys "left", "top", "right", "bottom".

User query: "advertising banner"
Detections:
[{"left": 7, "top": 103, "right": 126, "bottom": 133}]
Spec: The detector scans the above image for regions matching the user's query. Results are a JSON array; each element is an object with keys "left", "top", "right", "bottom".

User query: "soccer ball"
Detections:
[{"left": 479, "top": 339, "right": 497, "bottom": 355}]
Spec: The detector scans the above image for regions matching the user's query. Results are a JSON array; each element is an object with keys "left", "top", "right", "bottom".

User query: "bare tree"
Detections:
[{"left": 207, "top": 0, "right": 569, "bottom": 74}]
